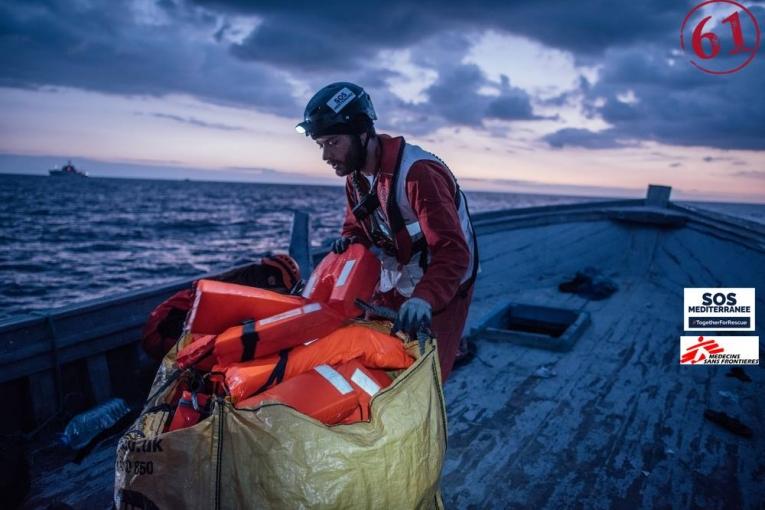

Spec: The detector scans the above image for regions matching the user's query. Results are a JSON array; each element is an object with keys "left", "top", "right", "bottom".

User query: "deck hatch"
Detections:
[{"left": 480, "top": 303, "right": 589, "bottom": 352}]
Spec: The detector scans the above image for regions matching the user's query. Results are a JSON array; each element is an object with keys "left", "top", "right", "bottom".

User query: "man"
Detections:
[{"left": 296, "top": 82, "right": 478, "bottom": 380}]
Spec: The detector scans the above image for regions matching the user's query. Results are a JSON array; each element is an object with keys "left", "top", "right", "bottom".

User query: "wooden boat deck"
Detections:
[
  {"left": 24, "top": 437, "right": 118, "bottom": 509},
  {"left": 441, "top": 216, "right": 764, "bottom": 509}
]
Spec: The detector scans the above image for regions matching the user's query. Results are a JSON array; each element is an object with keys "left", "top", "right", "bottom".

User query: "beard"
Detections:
[{"left": 330, "top": 135, "right": 365, "bottom": 177}]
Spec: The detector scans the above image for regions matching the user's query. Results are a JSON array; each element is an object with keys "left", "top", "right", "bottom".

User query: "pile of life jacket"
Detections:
[
  {"left": 165, "top": 245, "right": 415, "bottom": 430},
  {"left": 141, "top": 254, "right": 303, "bottom": 361}
]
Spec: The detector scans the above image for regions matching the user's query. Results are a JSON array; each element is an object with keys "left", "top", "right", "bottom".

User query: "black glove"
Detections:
[
  {"left": 391, "top": 298, "right": 432, "bottom": 347},
  {"left": 331, "top": 236, "right": 352, "bottom": 254}
]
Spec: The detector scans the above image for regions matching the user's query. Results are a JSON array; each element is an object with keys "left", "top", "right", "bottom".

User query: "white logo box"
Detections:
[
  {"left": 683, "top": 288, "right": 755, "bottom": 331},
  {"left": 680, "top": 336, "right": 759, "bottom": 365}
]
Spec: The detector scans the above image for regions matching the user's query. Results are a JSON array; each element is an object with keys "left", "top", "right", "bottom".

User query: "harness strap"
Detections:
[
  {"left": 457, "top": 188, "right": 479, "bottom": 299},
  {"left": 240, "top": 320, "right": 259, "bottom": 362},
  {"left": 253, "top": 349, "right": 290, "bottom": 395}
]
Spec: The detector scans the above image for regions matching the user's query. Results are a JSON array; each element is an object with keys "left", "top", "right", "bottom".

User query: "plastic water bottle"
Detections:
[{"left": 61, "top": 397, "right": 130, "bottom": 450}]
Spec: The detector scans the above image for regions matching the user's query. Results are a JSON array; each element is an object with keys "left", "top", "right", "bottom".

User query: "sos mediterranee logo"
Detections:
[
  {"left": 684, "top": 288, "right": 755, "bottom": 330},
  {"left": 681, "top": 0, "right": 761, "bottom": 74}
]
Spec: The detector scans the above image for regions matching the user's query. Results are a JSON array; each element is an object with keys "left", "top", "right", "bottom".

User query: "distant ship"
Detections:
[{"left": 49, "top": 161, "right": 88, "bottom": 177}]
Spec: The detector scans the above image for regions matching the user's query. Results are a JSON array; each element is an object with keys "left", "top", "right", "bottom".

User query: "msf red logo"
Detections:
[{"left": 681, "top": 336, "right": 724, "bottom": 364}]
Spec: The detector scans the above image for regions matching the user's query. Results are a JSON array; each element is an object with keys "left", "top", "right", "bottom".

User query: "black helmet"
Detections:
[{"left": 296, "top": 82, "right": 377, "bottom": 138}]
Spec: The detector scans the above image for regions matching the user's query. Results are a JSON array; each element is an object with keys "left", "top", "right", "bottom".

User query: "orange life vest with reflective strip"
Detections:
[{"left": 224, "top": 324, "right": 413, "bottom": 403}]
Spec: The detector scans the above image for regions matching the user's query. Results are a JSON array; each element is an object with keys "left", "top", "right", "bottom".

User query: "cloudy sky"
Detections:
[{"left": 1, "top": 0, "right": 764, "bottom": 202}]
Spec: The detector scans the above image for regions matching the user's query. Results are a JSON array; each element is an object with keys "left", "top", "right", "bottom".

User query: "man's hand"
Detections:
[
  {"left": 391, "top": 297, "right": 432, "bottom": 340},
  {"left": 331, "top": 236, "right": 353, "bottom": 254}
]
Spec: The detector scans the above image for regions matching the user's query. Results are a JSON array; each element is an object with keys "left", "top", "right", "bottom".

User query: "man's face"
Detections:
[{"left": 315, "top": 134, "right": 363, "bottom": 177}]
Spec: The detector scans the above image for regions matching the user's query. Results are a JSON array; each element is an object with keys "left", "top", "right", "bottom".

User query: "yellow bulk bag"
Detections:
[{"left": 114, "top": 322, "right": 447, "bottom": 510}]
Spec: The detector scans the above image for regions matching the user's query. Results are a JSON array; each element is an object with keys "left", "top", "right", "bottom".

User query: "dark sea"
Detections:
[{"left": 1, "top": 174, "right": 763, "bottom": 322}]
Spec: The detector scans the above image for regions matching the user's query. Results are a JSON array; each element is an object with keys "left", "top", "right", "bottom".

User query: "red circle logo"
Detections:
[{"left": 680, "top": 0, "right": 761, "bottom": 74}]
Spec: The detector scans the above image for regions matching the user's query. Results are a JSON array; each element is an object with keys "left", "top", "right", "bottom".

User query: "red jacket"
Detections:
[{"left": 340, "top": 134, "right": 470, "bottom": 312}]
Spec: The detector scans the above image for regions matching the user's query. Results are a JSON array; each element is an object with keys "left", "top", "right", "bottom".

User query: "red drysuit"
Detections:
[{"left": 340, "top": 134, "right": 475, "bottom": 380}]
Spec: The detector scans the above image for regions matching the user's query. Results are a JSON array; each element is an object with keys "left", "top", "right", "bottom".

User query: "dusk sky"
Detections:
[{"left": 1, "top": 0, "right": 764, "bottom": 202}]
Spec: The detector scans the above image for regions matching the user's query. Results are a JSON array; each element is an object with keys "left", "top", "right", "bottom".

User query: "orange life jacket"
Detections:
[
  {"left": 177, "top": 303, "right": 344, "bottom": 369},
  {"left": 213, "top": 302, "right": 345, "bottom": 365},
  {"left": 302, "top": 244, "right": 380, "bottom": 317},
  {"left": 225, "top": 324, "right": 413, "bottom": 403},
  {"left": 235, "top": 364, "right": 360, "bottom": 425},
  {"left": 335, "top": 358, "right": 393, "bottom": 424},
  {"left": 176, "top": 334, "right": 217, "bottom": 370},
  {"left": 167, "top": 391, "right": 212, "bottom": 432},
  {"left": 187, "top": 279, "right": 305, "bottom": 335}
]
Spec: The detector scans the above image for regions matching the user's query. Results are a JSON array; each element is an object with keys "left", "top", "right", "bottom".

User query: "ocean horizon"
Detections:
[{"left": 1, "top": 173, "right": 763, "bottom": 322}]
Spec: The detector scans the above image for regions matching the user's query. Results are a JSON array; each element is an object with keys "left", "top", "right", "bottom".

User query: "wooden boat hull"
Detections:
[{"left": 8, "top": 187, "right": 764, "bottom": 508}]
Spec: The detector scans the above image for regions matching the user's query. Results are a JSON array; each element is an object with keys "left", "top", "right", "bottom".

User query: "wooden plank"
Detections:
[
  {"left": 0, "top": 262, "right": 265, "bottom": 383},
  {"left": 472, "top": 198, "right": 641, "bottom": 222},
  {"left": 28, "top": 370, "right": 58, "bottom": 426},
  {"left": 645, "top": 184, "right": 672, "bottom": 207},
  {"left": 289, "top": 210, "right": 312, "bottom": 278},
  {"left": 86, "top": 354, "right": 112, "bottom": 403},
  {"left": 671, "top": 203, "right": 765, "bottom": 236},
  {"left": 1, "top": 324, "right": 143, "bottom": 383},
  {"left": 24, "top": 435, "right": 118, "bottom": 508}
]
